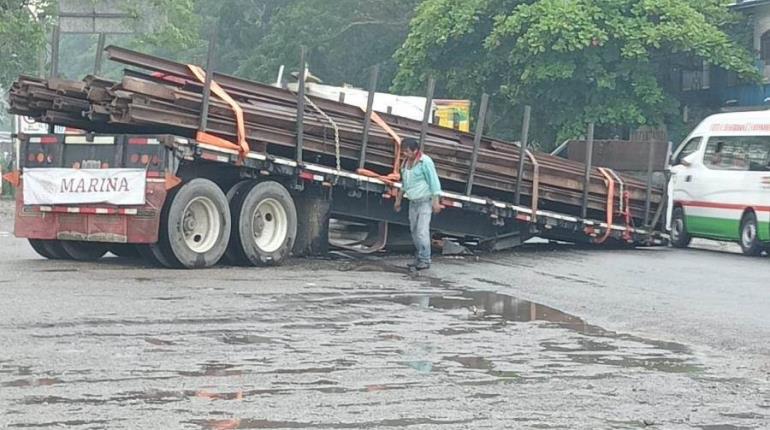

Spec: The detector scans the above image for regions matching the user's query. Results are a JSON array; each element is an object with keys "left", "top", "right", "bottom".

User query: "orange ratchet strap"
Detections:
[
  {"left": 524, "top": 149, "right": 540, "bottom": 222},
  {"left": 356, "top": 110, "right": 402, "bottom": 186},
  {"left": 187, "top": 65, "right": 249, "bottom": 159},
  {"left": 595, "top": 167, "right": 616, "bottom": 244}
]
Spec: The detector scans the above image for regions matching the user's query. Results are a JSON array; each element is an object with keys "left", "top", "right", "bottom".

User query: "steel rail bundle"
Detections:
[{"left": 8, "top": 46, "right": 663, "bottom": 224}]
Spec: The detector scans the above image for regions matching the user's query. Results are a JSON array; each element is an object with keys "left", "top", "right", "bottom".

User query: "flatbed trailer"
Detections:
[
  {"left": 7, "top": 131, "right": 665, "bottom": 269},
  {"left": 3, "top": 44, "right": 668, "bottom": 268}
]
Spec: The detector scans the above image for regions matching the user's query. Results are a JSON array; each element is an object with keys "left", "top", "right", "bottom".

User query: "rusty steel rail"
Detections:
[{"left": 9, "top": 46, "right": 664, "bottom": 224}]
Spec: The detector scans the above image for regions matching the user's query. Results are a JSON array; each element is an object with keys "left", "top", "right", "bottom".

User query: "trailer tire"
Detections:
[
  {"left": 61, "top": 241, "right": 108, "bottom": 261},
  {"left": 739, "top": 212, "right": 763, "bottom": 257},
  {"left": 109, "top": 244, "right": 141, "bottom": 259},
  {"left": 155, "top": 178, "right": 231, "bottom": 269},
  {"left": 670, "top": 207, "right": 691, "bottom": 249},
  {"left": 29, "top": 239, "right": 61, "bottom": 260},
  {"left": 222, "top": 180, "right": 256, "bottom": 265},
  {"left": 40, "top": 240, "right": 71, "bottom": 260},
  {"left": 228, "top": 181, "right": 297, "bottom": 266},
  {"left": 137, "top": 244, "right": 174, "bottom": 267}
]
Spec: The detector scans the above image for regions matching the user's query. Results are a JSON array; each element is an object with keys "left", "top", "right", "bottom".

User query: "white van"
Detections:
[{"left": 668, "top": 110, "right": 770, "bottom": 255}]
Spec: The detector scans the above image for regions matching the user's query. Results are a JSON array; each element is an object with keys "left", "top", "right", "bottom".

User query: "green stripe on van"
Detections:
[
  {"left": 686, "top": 215, "right": 770, "bottom": 241},
  {"left": 685, "top": 215, "right": 739, "bottom": 240}
]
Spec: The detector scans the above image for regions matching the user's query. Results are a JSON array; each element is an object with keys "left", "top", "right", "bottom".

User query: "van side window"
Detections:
[
  {"left": 704, "top": 136, "right": 770, "bottom": 171},
  {"left": 672, "top": 137, "right": 701, "bottom": 166}
]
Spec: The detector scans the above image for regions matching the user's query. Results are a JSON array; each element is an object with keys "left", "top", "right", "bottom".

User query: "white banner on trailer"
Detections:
[{"left": 23, "top": 168, "right": 146, "bottom": 205}]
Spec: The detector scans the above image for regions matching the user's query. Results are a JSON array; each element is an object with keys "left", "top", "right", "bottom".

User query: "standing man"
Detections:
[{"left": 394, "top": 138, "right": 442, "bottom": 270}]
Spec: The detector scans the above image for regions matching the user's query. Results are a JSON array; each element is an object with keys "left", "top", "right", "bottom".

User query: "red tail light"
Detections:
[{"left": 298, "top": 171, "right": 314, "bottom": 181}]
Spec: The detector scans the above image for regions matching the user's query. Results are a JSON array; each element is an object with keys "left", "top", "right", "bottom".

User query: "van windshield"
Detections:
[{"left": 704, "top": 136, "right": 770, "bottom": 171}]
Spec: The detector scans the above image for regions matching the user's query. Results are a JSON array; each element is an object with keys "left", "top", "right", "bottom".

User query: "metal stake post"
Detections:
[
  {"left": 359, "top": 64, "right": 379, "bottom": 169},
  {"left": 418, "top": 77, "right": 435, "bottom": 151},
  {"left": 466, "top": 93, "right": 489, "bottom": 196},
  {"left": 514, "top": 105, "right": 532, "bottom": 205},
  {"left": 581, "top": 122, "right": 595, "bottom": 219},
  {"left": 50, "top": 23, "right": 61, "bottom": 78},
  {"left": 199, "top": 33, "right": 217, "bottom": 131},
  {"left": 296, "top": 47, "right": 307, "bottom": 163},
  {"left": 94, "top": 33, "right": 107, "bottom": 75},
  {"left": 643, "top": 140, "right": 655, "bottom": 226}
]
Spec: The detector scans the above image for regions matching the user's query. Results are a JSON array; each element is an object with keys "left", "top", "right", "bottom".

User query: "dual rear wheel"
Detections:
[
  {"left": 140, "top": 179, "right": 296, "bottom": 269},
  {"left": 28, "top": 239, "right": 108, "bottom": 261}
]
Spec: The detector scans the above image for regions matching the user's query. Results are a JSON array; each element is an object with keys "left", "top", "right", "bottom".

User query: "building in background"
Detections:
[{"left": 679, "top": 1, "right": 770, "bottom": 111}]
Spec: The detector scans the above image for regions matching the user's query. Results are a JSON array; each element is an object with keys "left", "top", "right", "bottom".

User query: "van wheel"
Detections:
[
  {"left": 740, "top": 212, "right": 763, "bottom": 256},
  {"left": 670, "top": 207, "right": 691, "bottom": 248},
  {"left": 154, "top": 178, "right": 231, "bottom": 269},
  {"left": 227, "top": 181, "right": 297, "bottom": 266},
  {"left": 29, "top": 239, "right": 62, "bottom": 259},
  {"left": 61, "top": 241, "right": 108, "bottom": 261}
]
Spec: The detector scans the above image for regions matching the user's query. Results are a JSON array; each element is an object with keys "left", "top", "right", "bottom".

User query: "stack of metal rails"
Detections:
[{"left": 8, "top": 46, "right": 663, "bottom": 225}]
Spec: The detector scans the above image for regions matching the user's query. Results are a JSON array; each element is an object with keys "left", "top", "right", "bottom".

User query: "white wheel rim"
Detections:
[
  {"left": 181, "top": 196, "right": 220, "bottom": 253},
  {"left": 742, "top": 221, "right": 756, "bottom": 248},
  {"left": 252, "top": 198, "right": 288, "bottom": 253}
]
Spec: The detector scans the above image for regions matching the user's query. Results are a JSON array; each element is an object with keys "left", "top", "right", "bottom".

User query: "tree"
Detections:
[
  {"left": 124, "top": 0, "right": 420, "bottom": 89},
  {"left": 394, "top": 0, "right": 759, "bottom": 147},
  {"left": 0, "top": 1, "right": 52, "bottom": 128},
  {"left": 231, "top": 0, "right": 420, "bottom": 88},
  {"left": 0, "top": 1, "right": 50, "bottom": 84}
]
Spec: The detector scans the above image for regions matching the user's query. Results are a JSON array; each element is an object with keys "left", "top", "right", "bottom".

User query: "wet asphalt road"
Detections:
[{"left": 0, "top": 200, "right": 768, "bottom": 429}]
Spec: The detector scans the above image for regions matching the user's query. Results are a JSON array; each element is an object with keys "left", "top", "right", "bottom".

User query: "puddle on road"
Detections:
[
  {"left": 189, "top": 417, "right": 475, "bottom": 429},
  {"left": 177, "top": 362, "right": 244, "bottom": 378},
  {"left": 221, "top": 334, "right": 274, "bottom": 345},
  {"left": 7, "top": 419, "right": 111, "bottom": 428},
  {"left": 698, "top": 426, "right": 754, "bottom": 430},
  {"left": 386, "top": 290, "right": 698, "bottom": 375},
  {"left": 1, "top": 377, "right": 62, "bottom": 388}
]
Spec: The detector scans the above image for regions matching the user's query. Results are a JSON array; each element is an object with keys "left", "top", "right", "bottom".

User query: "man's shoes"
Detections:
[
  {"left": 407, "top": 261, "right": 418, "bottom": 268},
  {"left": 414, "top": 262, "right": 430, "bottom": 271}
]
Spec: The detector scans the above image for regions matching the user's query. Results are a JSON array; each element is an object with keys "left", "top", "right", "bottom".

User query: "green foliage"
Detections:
[
  {"left": 128, "top": 0, "right": 205, "bottom": 60},
  {"left": 122, "top": 0, "right": 420, "bottom": 88},
  {"left": 395, "top": 0, "right": 759, "bottom": 147},
  {"left": 0, "top": 1, "right": 50, "bottom": 85},
  {"left": 0, "top": 1, "right": 52, "bottom": 129},
  {"left": 232, "top": 0, "right": 420, "bottom": 87}
]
